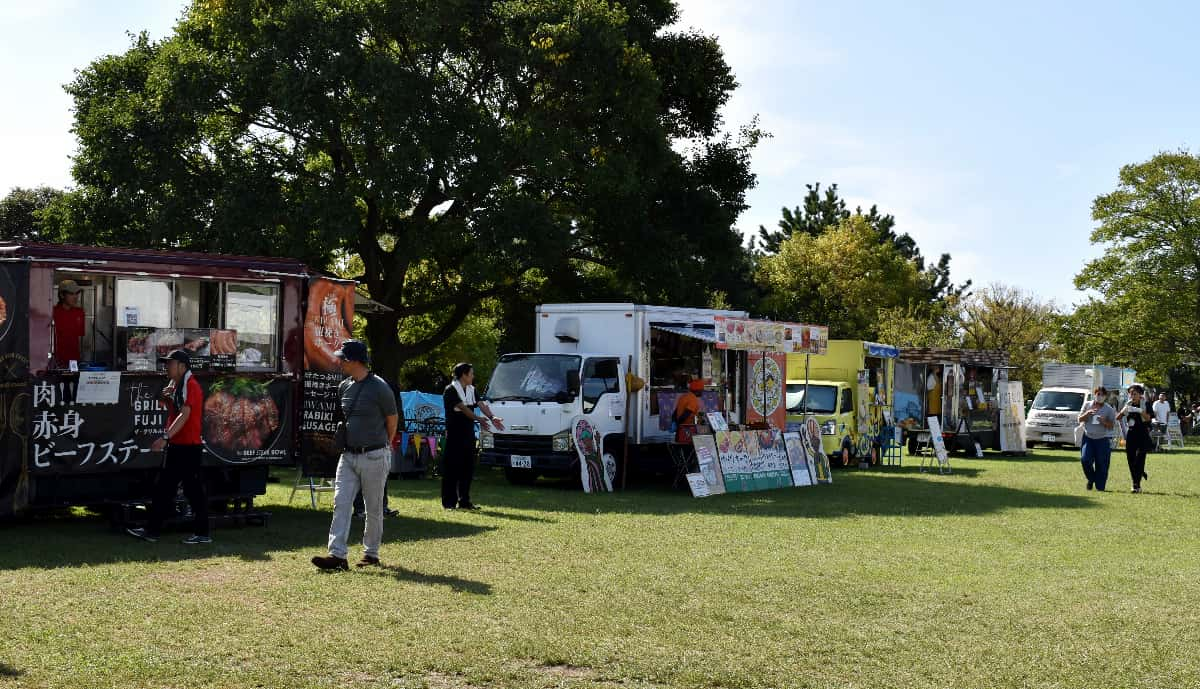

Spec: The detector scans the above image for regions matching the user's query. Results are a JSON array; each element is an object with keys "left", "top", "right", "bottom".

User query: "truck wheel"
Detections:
[{"left": 503, "top": 467, "right": 539, "bottom": 485}]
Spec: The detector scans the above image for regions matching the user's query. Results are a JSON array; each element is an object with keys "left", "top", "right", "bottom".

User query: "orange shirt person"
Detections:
[
  {"left": 673, "top": 379, "right": 705, "bottom": 443},
  {"left": 53, "top": 280, "right": 86, "bottom": 367}
]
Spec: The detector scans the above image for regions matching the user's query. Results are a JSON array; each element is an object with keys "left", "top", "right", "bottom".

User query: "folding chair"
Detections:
[{"left": 288, "top": 467, "right": 335, "bottom": 508}]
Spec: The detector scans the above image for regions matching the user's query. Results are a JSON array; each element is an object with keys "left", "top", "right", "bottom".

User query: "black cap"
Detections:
[
  {"left": 158, "top": 349, "right": 191, "bottom": 366},
  {"left": 334, "top": 339, "right": 370, "bottom": 364}
]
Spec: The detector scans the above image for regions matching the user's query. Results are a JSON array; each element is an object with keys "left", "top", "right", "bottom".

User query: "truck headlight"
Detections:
[
  {"left": 552, "top": 430, "right": 572, "bottom": 452},
  {"left": 480, "top": 429, "right": 494, "bottom": 449},
  {"left": 821, "top": 420, "right": 837, "bottom": 435}
]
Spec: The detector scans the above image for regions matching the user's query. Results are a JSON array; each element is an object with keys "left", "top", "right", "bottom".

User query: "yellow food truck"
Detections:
[{"left": 785, "top": 340, "right": 897, "bottom": 465}]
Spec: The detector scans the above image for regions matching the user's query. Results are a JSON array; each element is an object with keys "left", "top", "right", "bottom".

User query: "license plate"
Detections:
[
  {"left": 510, "top": 455, "right": 532, "bottom": 469},
  {"left": 1041, "top": 434, "right": 1056, "bottom": 442}
]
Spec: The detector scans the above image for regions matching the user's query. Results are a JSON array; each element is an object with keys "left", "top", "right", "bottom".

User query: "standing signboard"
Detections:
[
  {"left": 300, "top": 277, "right": 355, "bottom": 476},
  {"left": 998, "top": 381, "right": 1027, "bottom": 453}
]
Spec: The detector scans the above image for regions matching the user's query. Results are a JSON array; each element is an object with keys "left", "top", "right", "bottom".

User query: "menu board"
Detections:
[
  {"left": 125, "top": 328, "right": 237, "bottom": 371},
  {"left": 715, "top": 317, "right": 829, "bottom": 354}
]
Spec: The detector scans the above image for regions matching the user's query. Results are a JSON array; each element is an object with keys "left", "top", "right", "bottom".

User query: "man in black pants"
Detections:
[
  {"left": 1118, "top": 384, "right": 1153, "bottom": 493},
  {"left": 442, "top": 363, "right": 502, "bottom": 510},
  {"left": 127, "top": 350, "right": 211, "bottom": 544}
]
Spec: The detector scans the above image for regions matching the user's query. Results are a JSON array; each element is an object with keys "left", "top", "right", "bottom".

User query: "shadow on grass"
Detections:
[
  {"left": 0, "top": 662, "right": 22, "bottom": 678},
  {"left": 450, "top": 465, "right": 1099, "bottom": 520},
  {"left": 367, "top": 564, "right": 492, "bottom": 595},
  {"left": 0, "top": 506, "right": 496, "bottom": 572}
]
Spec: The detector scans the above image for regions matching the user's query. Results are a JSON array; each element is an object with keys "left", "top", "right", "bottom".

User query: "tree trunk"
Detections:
[{"left": 364, "top": 310, "right": 403, "bottom": 383}]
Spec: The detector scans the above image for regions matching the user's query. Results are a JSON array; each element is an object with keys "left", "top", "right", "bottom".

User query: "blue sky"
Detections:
[{"left": 2, "top": 1, "right": 1198, "bottom": 307}]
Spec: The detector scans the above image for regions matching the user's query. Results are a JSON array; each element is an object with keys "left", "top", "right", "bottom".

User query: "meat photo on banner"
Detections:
[{"left": 300, "top": 277, "right": 355, "bottom": 476}]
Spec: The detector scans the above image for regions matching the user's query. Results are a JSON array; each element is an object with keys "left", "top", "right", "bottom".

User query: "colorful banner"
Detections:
[
  {"left": 715, "top": 317, "right": 829, "bottom": 354},
  {"left": 0, "top": 261, "right": 30, "bottom": 516},
  {"left": 300, "top": 277, "right": 355, "bottom": 476},
  {"left": 747, "top": 352, "right": 787, "bottom": 429},
  {"left": 26, "top": 372, "right": 295, "bottom": 475},
  {"left": 715, "top": 429, "right": 792, "bottom": 493}
]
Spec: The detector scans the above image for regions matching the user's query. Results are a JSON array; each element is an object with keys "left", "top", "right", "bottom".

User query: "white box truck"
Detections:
[
  {"left": 479, "top": 303, "right": 749, "bottom": 483},
  {"left": 1024, "top": 363, "right": 1135, "bottom": 448}
]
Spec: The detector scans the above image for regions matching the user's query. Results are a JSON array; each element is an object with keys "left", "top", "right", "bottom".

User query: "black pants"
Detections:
[
  {"left": 1126, "top": 441, "right": 1149, "bottom": 489},
  {"left": 441, "top": 440, "right": 475, "bottom": 508},
  {"left": 147, "top": 444, "right": 209, "bottom": 537}
]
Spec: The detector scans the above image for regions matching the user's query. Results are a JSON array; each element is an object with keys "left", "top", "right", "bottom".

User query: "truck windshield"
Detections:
[
  {"left": 785, "top": 384, "right": 837, "bottom": 413},
  {"left": 486, "top": 354, "right": 581, "bottom": 402},
  {"left": 1032, "top": 390, "right": 1085, "bottom": 411}
]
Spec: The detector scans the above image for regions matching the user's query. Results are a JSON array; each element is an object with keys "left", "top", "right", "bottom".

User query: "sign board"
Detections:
[
  {"left": 714, "top": 317, "right": 829, "bottom": 354},
  {"left": 783, "top": 431, "right": 814, "bottom": 487},
  {"left": 300, "top": 277, "right": 356, "bottom": 477},
  {"left": 685, "top": 473, "right": 711, "bottom": 498},
  {"left": 998, "top": 381, "right": 1027, "bottom": 452},
  {"left": 746, "top": 352, "right": 786, "bottom": 429},
  {"left": 691, "top": 434, "right": 726, "bottom": 495},
  {"left": 928, "top": 416, "right": 950, "bottom": 472},
  {"left": 75, "top": 371, "right": 122, "bottom": 405}
]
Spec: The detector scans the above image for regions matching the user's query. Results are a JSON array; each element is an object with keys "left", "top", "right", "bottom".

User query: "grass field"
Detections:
[{"left": 2, "top": 445, "right": 1199, "bottom": 689}]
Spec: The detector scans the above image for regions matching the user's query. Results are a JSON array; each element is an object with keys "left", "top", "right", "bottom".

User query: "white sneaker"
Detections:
[{"left": 182, "top": 535, "right": 213, "bottom": 544}]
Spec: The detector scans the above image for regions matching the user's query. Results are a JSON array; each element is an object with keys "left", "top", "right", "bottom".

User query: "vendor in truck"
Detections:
[
  {"left": 672, "top": 379, "right": 705, "bottom": 443},
  {"left": 53, "top": 279, "right": 86, "bottom": 368}
]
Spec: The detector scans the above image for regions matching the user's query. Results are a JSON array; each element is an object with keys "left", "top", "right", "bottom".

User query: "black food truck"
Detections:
[{"left": 0, "top": 242, "right": 356, "bottom": 518}]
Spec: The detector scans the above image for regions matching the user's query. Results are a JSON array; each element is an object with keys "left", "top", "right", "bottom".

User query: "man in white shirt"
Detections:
[{"left": 1152, "top": 393, "right": 1170, "bottom": 425}]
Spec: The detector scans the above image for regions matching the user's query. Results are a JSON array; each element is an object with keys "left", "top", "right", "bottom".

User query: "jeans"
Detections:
[
  {"left": 147, "top": 443, "right": 208, "bottom": 537},
  {"left": 1080, "top": 435, "right": 1111, "bottom": 490},
  {"left": 327, "top": 447, "right": 390, "bottom": 559}
]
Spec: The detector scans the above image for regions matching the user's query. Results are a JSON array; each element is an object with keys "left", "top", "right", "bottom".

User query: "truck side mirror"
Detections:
[{"left": 566, "top": 370, "right": 580, "bottom": 395}]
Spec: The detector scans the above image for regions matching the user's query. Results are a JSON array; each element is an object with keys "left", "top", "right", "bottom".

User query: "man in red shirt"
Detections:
[
  {"left": 127, "top": 350, "right": 211, "bottom": 544},
  {"left": 53, "top": 280, "right": 86, "bottom": 367}
]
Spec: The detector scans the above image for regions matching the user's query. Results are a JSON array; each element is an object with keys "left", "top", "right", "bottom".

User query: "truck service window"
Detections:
[
  {"left": 225, "top": 283, "right": 279, "bottom": 371},
  {"left": 116, "top": 278, "right": 173, "bottom": 328}
]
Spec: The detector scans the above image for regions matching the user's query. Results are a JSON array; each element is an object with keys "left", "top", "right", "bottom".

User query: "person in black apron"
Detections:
[{"left": 1117, "top": 384, "right": 1152, "bottom": 493}]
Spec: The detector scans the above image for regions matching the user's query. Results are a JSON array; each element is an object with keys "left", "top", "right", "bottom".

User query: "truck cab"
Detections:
[
  {"left": 784, "top": 379, "right": 856, "bottom": 460},
  {"left": 479, "top": 353, "right": 626, "bottom": 483}
]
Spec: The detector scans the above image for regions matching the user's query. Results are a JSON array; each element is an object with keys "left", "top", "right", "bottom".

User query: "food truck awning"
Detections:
[
  {"left": 354, "top": 291, "right": 393, "bottom": 314},
  {"left": 864, "top": 342, "right": 900, "bottom": 358},
  {"left": 651, "top": 324, "right": 717, "bottom": 343}
]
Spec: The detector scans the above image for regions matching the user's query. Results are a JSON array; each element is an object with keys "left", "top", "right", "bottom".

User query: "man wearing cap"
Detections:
[
  {"left": 127, "top": 350, "right": 211, "bottom": 544},
  {"left": 312, "top": 340, "right": 398, "bottom": 570},
  {"left": 672, "top": 379, "right": 706, "bottom": 443},
  {"left": 53, "top": 280, "right": 86, "bottom": 368}
]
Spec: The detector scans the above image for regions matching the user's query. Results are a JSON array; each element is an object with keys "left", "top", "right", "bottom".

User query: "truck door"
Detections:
[{"left": 581, "top": 357, "right": 624, "bottom": 438}]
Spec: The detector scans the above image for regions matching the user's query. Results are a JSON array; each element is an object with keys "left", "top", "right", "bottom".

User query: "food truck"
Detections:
[
  {"left": 0, "top": 241, "right": 357, "bottom": 518},
  {"left": 479, "top": 303, "right": 828, "bottom": 484},
  {"left": 893, "top": 347, "right": 1019, "bottom": 455},
  {"left": 784, "top": 340, "right": 897, "bottom": 464}
]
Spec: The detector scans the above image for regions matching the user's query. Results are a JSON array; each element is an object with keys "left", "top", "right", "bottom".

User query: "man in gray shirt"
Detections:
[
  {"left": 1077, "top": 386, "right": 1116, "bottom": 491},
  {"left": 312, "top": 340, "right": 398, "bottom": 570}
]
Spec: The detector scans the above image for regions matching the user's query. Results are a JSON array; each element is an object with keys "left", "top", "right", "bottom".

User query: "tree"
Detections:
[
  {"left": 754, "top": 182, "right": 969, "bottom": 301},
  {"left": 44, "top": 0, "right": 758, "bottom": 382},
  {"left": 0, "top": 187, "right": 64, "bottom": 241},
  {"left": 1069, "top": 150, "right": 1200, "bottom": 386},
  {"left": 756, "top": 214, "right": 930, "bottom": 339},
  {"left": 875, "top": 302, "right": 961, "bottom": 349},
  {"left": 959, "top": 284, "right": 1059, "bottom": 391}
]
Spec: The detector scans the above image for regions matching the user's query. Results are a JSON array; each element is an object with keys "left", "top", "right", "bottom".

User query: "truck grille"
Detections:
[{"left": 493, "top": 434, "right": 555, "bottom": 454}]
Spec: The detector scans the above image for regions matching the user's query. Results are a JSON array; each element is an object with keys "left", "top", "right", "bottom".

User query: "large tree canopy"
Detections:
[
  {"left": 1064, "top": 150, "right": 1200, "bottom": 386},
  {"left": 754, "top": 182, "right": 968, "bottom": 302},
  {"left": 45, "top": 0, "right": 757, "bottom": 380},
  {"left": 755, "top": 214, "right": 932, "bottom": 340}
]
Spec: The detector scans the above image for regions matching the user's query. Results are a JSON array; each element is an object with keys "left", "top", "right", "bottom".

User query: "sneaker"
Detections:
[
  {"left": 1086, "top": 481, "right": 1093, "bottom": 491},
  {"left": 126, "top": 527, "right": 158, "bottom": 543},
  {"left": 355, "top": 555, "right": 381, "bottom": 568},
  {"left": 384, "top": 509, "right": 399, "bottom": 517},
  {"left": 182, "top": 535, "right": 213, "bottom": 545},
  {"left": 311, "top": 554, "right": 349, "bottom": 571}
]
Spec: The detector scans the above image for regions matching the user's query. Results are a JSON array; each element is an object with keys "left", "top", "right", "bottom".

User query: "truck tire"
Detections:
[
  {"left": 503, "top": 467, "right": 539, "bottom": 485},
  {"left": 1025, "top": 440, "right": 1036, "bottom": 450}
]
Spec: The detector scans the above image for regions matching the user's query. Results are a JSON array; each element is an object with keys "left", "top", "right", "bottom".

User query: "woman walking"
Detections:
[
  {"left": 1078, "top": 386, "right": 1116, "bottom": 491},
  {"left": 1118, "top": 384, "right": 1153, "bottom": 493}
]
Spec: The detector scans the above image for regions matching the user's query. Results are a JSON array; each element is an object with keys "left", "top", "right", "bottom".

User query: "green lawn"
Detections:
[{"left": 2, "top": 445, "right": 1199, "bottom": 689}]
